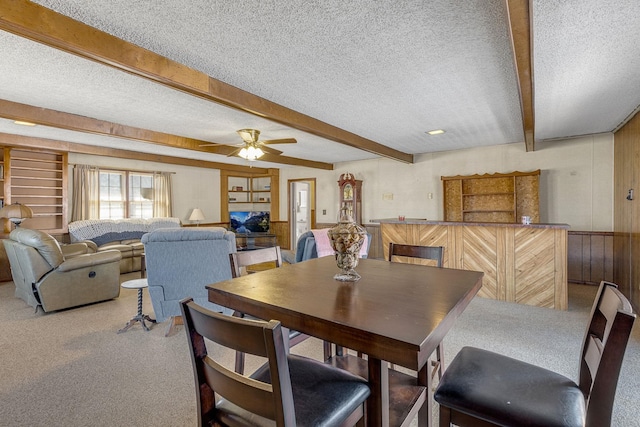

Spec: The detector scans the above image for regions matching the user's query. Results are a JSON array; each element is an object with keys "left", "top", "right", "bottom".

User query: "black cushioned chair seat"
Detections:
[
  {"left": 218, "top": 354, "right": 370, "bottom": 427},
  {"left": 434, "top": 346, "right": 585, "bottom": 427}
]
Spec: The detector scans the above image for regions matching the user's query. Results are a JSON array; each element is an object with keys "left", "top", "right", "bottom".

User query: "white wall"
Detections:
[
  {"left": 69, "top": 153, "right": 222, "bottom": 224},
  {"left": 279, "top": 134, "right": 614, "bottom": 231},
  {"left": 69, "top": 133, "right": 614, "bottom": 232}
]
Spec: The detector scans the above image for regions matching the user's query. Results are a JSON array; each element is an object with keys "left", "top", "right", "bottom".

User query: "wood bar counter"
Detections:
[{"left": 377, "top": 219, "right": 569, "bottom": 310}]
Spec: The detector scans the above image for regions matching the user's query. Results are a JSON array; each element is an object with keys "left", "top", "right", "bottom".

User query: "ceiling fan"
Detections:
[{"left": 222, "top": 128, "right": 297, "bottom": 161}]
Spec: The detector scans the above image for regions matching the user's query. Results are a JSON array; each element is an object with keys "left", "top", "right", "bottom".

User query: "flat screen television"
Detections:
[{"left": 229, "top": 211, "right": 270, "bottom": 234}]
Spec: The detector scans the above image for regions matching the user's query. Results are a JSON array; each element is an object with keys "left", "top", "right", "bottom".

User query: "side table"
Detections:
[{"left": 117, "top": 278, "right": 156, "bottom": 333}]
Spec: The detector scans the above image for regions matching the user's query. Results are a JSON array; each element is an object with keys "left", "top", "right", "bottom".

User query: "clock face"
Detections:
[{"left": 343, "top": 183, "right": 353, "bottom": 201}]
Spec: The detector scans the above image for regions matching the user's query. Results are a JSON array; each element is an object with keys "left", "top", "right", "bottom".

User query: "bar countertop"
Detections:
[{"left": 373, "top": 218, "right": 570, "bottom": 229}]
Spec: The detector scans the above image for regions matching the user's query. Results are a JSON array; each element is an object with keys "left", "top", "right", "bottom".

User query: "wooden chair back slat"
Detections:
[
  {"left": 187, "top": 299, "right": 272, "bottom": 357},
  {"left": 388, "top": 242, "right": 444, "bottom": 267}
]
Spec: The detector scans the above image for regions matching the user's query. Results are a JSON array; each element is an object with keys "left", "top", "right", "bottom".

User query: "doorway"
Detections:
[{"left": 288, "top": 178, "right": 316, "bottom": 249}]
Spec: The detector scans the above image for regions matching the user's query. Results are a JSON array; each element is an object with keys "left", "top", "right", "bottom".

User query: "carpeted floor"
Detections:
[{"left": 0, "top": 274, "right": 638, "bottom": 427}]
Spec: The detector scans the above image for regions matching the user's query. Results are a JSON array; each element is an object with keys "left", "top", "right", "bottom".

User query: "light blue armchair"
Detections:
[
  {"left": 287, "top": 230, "right": 372, "bottom": 263},
  {"left": 141, "top": 227, "right": 236, "bottom": 335}
]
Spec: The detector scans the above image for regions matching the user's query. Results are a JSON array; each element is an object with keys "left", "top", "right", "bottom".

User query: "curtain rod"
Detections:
[{"left": 68, "top": 163, "right": 175, "bottom": 174}]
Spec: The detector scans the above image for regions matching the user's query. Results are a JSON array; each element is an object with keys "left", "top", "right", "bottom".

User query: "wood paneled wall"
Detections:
[
  {"left": 270, "top": 221, "right": 289, "bottom": 249},
  {"left": 614, "top": 111, "right": 640, "bottom": 311},
  {"left": 568, "top": 231, "right": 613, "bottom": 285}
]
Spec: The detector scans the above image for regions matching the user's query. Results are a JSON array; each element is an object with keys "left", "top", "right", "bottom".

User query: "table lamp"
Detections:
[
  {"left": 189, "top": 208, "right": 205, "bottom": 226},
  {"left": 0, "top": 202, "right": 33, "bottom": 228}
]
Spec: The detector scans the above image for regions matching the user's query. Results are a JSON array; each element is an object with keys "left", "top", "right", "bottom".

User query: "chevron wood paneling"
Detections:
[
  {"left": 381, "top": 223, "right": 408, "bottom": 260},
  {"left": 514, "top": 228, "right": 556, "bottom": 308},
  {"left": 462, "top": 226, "right": 499, "bottom": 300},
  {"left": 416, "top": 224, "right": 449, "bottom": 266},
  {"left": 382, "top": 223, "right": 450, "bottom": 266},
  {"left": 380, "top": 221, "right": 568, "bottom": 309}
]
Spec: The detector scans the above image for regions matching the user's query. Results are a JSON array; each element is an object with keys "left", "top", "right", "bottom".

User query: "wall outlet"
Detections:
[{"left": 323, "top": 209, "right": 327, "bottom": 215}]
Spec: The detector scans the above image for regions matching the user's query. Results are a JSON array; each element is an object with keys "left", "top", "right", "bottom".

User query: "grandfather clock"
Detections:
[{"left": 338, "top": 172, "right": 362, "bottom": 224}]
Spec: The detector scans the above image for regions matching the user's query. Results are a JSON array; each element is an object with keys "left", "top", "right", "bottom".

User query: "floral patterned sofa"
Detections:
[{"left": 68, "top": 218, "right": 181, "bottom": 273}]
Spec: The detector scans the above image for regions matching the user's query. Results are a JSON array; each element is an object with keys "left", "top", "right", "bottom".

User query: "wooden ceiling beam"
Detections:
[
  {"left": 0, "top": 98, "right": 334, "bottom": 170},
  {"left": 506, "top": 0, "right": 535, "bottom": 152},
  {"left": 0, "top": 0, "right": 413, "bottom": 164},
  {"left": 0, "top": 132, "right": 273, "bottom": 174}
]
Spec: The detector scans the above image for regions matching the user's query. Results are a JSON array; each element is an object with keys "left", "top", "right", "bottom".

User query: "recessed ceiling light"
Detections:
[
  {"left": 14, "top": 120, "right": 37, "bottom": 126},
  {"left": 426, "top": 129, "right": 445, "bottom": 135}
]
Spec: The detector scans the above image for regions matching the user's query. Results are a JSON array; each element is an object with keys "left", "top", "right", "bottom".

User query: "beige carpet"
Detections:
[{"left": 0, "top": 274, "right": 638, "bottom": 427}]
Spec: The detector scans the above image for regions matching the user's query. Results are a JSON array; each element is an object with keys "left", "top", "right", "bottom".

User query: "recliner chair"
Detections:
[
  {"left": 141, "top": 227, "right": 237, "bottom": 335},
  {"left": 3, "top": 228, "right": 122, "bottom": 312}
]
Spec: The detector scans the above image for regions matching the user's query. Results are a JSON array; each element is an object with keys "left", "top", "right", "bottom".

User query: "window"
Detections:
[
  {"left": 99, "top": 171, "right": 153, "bottom": 219},
  {"left": 129, "top": 173, "right": 154, "bottom": 218}
]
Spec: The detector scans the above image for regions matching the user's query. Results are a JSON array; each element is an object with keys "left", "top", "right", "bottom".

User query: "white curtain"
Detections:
[
  {"left": 153, "top": 172, "right": 173, "bottom": 217},
  {"left": 71, "top": 164, "right": 100, "bottom": 221}
]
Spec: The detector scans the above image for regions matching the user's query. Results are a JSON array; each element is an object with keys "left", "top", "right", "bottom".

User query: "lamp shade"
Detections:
[
  {"left": 189, "top": 208, "right": 205, "bottom": 222},
  {"left": 0, "top": 203, "right": 33, "bottom": 226},
  {"left": 140, "top": 187, "right": 154, "bottom": 200}
]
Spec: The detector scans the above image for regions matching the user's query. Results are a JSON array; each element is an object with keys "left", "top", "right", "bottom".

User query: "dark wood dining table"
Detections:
[{"left": 207, "top": 256, "right": 483, "bottom": 427}]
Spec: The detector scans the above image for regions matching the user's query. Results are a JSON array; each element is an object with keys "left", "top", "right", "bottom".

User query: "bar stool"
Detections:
[{"left": 117, "top": 278, "right": 156, "bottom": 333}]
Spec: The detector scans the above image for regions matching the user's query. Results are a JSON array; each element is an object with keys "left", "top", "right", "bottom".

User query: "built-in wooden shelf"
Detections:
[
  {"left": 220, "top": 169, "right": 280, "bottom": 223},
  {"left": 5, "top": 148, "right": 68, "bottom": 233},
  {"left": 442, "top": 170, "right": 540, "bottom": 223}
]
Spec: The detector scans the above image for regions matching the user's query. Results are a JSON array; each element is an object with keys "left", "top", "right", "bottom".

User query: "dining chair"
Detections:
[
  {"left": 435, "top": 280, "right": 636, "bottom": 427},
  {"left": 229, "top": 245, "right": 283, "bottom": 277},
  {"left": 388, "top": 242, "right": 445, "bottom": 380},
  {"left": 388, "top": 242, "right": 444, "bottom": 267},
  {"left": 180, "top": 298, "right": 371, "bottom": 427},
  {"left": 229, "top": 246, "right": 308, "bottom": 374}
]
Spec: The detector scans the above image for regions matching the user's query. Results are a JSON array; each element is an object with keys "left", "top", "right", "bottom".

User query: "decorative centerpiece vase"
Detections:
[{"left": 328, "top": 208, "right": 366, "bottom": 281}]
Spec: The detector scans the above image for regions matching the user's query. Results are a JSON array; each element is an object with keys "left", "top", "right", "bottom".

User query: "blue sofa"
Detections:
[{"left": 141, "top": 227, "right": 236, "bottom": 329}]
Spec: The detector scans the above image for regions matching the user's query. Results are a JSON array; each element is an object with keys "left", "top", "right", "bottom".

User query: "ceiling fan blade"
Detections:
[
  {"left": 260, "top": 145, "right": 283, "bottom": 155},
  {"left": 198, "top": 143, "right": 219, "bottom": 147},
  {"left": 262, "top": 138, "right": 297, "bottom": 145},
  {"left": 237, "top": 128, "right": 260, "bottom": 143}
]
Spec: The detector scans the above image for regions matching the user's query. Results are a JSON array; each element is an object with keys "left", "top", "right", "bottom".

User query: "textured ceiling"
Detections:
[
  {"left": 0, "top": 0, "right": 639, "bottom": 168},
  {"left": 533, "top": 0, "right": 640, "bottom": 140}
]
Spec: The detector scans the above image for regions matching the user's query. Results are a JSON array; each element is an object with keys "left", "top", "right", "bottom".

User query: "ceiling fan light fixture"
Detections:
[
  {"left": 427, "top": 129, "right": 445, "bottom": 135},
  {"left": 238, "top": 144, "right": 264, "bottom": 161}
]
